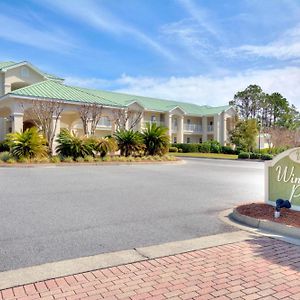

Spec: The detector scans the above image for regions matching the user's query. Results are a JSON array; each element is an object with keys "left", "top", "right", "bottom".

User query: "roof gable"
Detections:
[{"left": 0, "top": 61, "right": 63, "bottom": 81}]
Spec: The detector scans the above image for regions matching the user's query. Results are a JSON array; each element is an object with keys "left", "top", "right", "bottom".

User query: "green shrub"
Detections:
[
  {"left": 0, "top": 151, "right": 12, "bottom": 162},
  {"left": 178, "top": 148, "right": 183, "bottom": 153},
  {"left": 6, "top": 127, "right": 48, "bottom": 159},
  {"left": 209, "top": 140, "right": 221, "bottom": 153},
  {"left": 0, "top": 140, "right": 9, "bottom": 152},
  {"left": 76, "top": 157, "right": 85, "bottom": 163},
  {"left": 221, "top": 146, "right": 237, "bottom": 155},
  {"left": 84, "top": 155, "right": 94, "bottom": 162},
  {"left": 250, "top": 152, "right": 262, "bottom": 159},
  {"left": 238, "top": 152, "right": 250, "bottom": 159},
  {"left": 18, "top": 157, "right": 31, "bottom": 163},
  {"left": 56, "top": 129, "right": 94, "bottom": 159},
  {"left": 198, "top": 142, "right": 211, "bottom": 153},
  {"left": 261, "top": 153, "right": 273, "bottom": 160},
  {"left": 50, "top": 156, "right": 61, "bottom": 163},
  {"left": 172, "top": 143, "right": 199, "bottom": 153},
  {"left": 169, "top": 146, "right": 178, "bottom": 152},
  {"left": 62, "top": 156, "right": 74, "bottom": 163},
  {"left": 6, "top": 158, "right": 16, "bottom": 164},
  {"left": 32, "top": 157, "right": 50, "bottom": 163}
]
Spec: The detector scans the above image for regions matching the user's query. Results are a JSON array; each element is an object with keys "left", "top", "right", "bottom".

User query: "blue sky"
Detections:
[{"left": 1, "top": 0, "right": 300, "bottom": 107}]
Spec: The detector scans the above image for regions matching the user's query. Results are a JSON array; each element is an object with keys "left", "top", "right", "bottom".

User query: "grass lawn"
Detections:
[{"left": 169, "top": 152, "right": 238, "bottom": 160}]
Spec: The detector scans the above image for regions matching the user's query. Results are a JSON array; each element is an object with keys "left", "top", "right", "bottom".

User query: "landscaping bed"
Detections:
[
  {"left": 236, "top": 203, "right": 300, "bottom": 228},
  {"left": 169, "top": 152, "right": 238, "bottom": 160},
  {"left": 0, "top": 155, "right": 179, "bottom": 166}
]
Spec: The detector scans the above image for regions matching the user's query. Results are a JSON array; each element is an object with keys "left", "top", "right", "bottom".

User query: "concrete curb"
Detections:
[
  {"left": 219, "top": 208, "right": 300, "bottom": 246},
  {"left": 232, "top": 208, "right": 300, "bottom": 240},
  {"left": 0, "top": 231, "right": 253, "bottom": 290}
]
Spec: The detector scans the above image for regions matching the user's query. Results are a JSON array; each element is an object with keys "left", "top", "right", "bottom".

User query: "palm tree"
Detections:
[
  {"left": 56, "top": 129, "right": 93, "bottom": 159},
  {"left": 142, "top": 123, "right": 170, "bottom": 156},
  {"left": 6, "top": 127, "right": 48, "bottom": 159},
  {"left": 96, "top": 137, "right": 118, "bottom": 158},
  {"left": 114, "top": 129, "right": 144, "bottom": 157}
]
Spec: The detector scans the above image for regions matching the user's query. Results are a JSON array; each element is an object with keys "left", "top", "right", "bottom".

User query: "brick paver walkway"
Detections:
[{"left": 1, "top": 237, "right": 300, "bottom": 300}]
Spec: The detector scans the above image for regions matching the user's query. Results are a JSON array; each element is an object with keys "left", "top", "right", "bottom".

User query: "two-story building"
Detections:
[{"left": 0, "top": 61, "right": 236, "bottom": 151}]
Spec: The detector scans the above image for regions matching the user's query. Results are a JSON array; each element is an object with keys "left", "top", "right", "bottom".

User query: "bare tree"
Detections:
[
  {"left": 263, "top": 127, "right": 300, "bottom": 148},
  {"left": 21, "top": 100, "right": 64, "bottom": 154},
  {"left": 78, "top": 103, "right": 103, "bottom": 135},
  {"left": 113, "top": 109, "right": 143, "bottom": 130}
]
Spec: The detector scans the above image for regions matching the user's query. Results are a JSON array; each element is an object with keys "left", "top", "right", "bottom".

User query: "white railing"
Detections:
[
  {"left": 184, "top": 124, "right": 202, "bottom": 132},
  {"left": 142, "top": 121, "right": 165, "bottom": 127},
  {"left": 207, "top": 125, "right": 214, "bottom": 132}
]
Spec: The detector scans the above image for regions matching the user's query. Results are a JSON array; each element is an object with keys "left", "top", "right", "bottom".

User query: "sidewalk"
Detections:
[{"left": 1, "top": 236, "right": 299, "bottom": 300}]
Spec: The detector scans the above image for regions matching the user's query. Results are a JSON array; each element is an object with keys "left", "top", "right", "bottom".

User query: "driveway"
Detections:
[{"left": 0, "top": 158, "right": 264, "bottom": 271}]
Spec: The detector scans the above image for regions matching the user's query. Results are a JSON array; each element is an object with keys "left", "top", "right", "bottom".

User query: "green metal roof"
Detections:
[
  {"left": 0, "top": 61, "right": 16, "bottom": 70},
  {"left": 78, "top": 87, "right": 231, "bottom": 116},
  {"left": 0, "top": 61, "right": 63, "bottom": 81},
  {"left": 6, "top": 78, "right": 231, "bottom": 116},
  {"left": 9, "top": 80, "right": 121, "bottom": 107}
]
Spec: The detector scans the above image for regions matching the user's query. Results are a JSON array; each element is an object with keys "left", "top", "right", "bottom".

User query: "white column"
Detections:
[
  {"left": 223, "top": 117, "right": 227, "bottom": 146},
  {"left": 138, "top": 113, "right": 144, "bottom": 131},
  {"left": 167, "top": 113, "right": 172, "bottom": 139},
  {"left": 178, "top": 115, "right": 184, "bottom": 143},
  {"left": 11, "top": 112, "right": 24, "bottom": 133},
  {"left": 0, "top": 118, "right": 6, "bottom": 140},
  {"left": 202, "top": 116, "right": 207, "bottom": 142},
  {"left": 52, "top": 116, "right": 61, "bottom": 155},
  {"left": 214, "top": 115, "right": 221, "bottom": 142}
]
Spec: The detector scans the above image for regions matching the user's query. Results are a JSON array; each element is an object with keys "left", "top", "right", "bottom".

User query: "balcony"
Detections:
[
  {"left": 207, "top": 125, "right": 214, "bottom": 132},
  {"left": 142, "top": 121, "right": 165, "bottom": 127},
  {"left": 184, "top": 123, "right": 202, "bottom": 133}
]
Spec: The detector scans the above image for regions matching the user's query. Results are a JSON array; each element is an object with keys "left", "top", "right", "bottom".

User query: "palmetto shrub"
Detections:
[
  {"left": 56, "top": 129, "right": 93, "bottom": 159},
  {"left": 96, "top": 137, "right": 118, "bottom": 158},
  {"left": 114, "top": 129, "right": 145, "bottom": 157},
  {"left": 6, "top": 127, "right": 48, "bottom": 159},
  {"left": 142, "top": 123, "right": 170, "bottom": 156}
]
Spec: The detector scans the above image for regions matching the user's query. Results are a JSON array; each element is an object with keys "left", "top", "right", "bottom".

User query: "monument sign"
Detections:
[{"left": 265, "top": 147, "right": 300, "bottom": 211}]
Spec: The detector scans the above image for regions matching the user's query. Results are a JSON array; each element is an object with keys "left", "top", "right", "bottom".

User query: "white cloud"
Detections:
[
  {"left": 0, "top": 14, "right": 75, "bottom": 53},
  {"left": 41, "top": 0, "right": 175, "bottom": 61},
  {"left": 177, "top": 0, "right": 221, "bottom": 39},
  {"left": 66, "top": 67, "right": 300, "bottom": 108},
  {"left": 229, "top": 23, "right": 300, "bottom": 60}
]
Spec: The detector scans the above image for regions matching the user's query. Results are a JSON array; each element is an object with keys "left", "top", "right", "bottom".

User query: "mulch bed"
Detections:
[{"left": 236, "top": 203, "right": 300, "bottom": 228}]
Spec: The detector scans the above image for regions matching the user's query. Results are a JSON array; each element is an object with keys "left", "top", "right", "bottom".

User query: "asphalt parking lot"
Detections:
[{"left": 0, "top": 158, "right": 264, "bottom": 271}]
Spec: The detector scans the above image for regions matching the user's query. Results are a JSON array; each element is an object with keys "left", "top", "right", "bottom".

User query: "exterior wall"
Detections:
[
  {"left": 143, "top": 111, "right": 165, "bottom": 126},
  {"left": 183, "top": 134, "right": 202, "bottom": 143},
  {"left": 0, "top": 96, "right": 236, "bottom": 148}
]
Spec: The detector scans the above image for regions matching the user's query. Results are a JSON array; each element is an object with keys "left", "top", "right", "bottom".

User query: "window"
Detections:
[
  {"left": 174, "top": 137, "right": 177, "bottom": 143},
  {"left": 151, "top": 115, "right": 156, "bottom": 122},
  {"left": 20, "top": 67, "right": 29, "bottom": 78},
  {"left": 210, "top": 121, "right": 213, "bottom": 126},
  {"left": 199, "top": 137, "right": 202, "bottom": 143},
  {"left": 187, "top": 137, "right": 190, "bottom": 143},
  {"left": 187, "top": 119, "right": 191, "bottom": 125}
]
